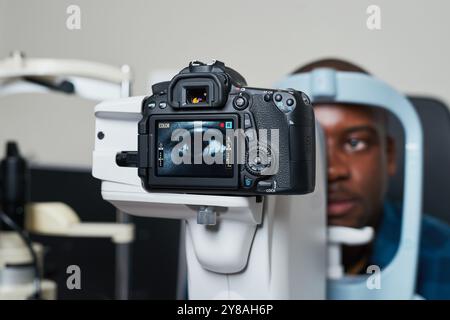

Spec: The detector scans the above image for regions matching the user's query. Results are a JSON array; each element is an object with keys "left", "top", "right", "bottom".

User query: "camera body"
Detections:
[{"left": 118, "top": 61, "right": 315, "bottom": 195}]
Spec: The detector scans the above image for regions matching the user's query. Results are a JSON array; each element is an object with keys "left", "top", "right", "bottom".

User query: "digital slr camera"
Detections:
[{"left": 117, "top": 60, "right": 315, "bottom": 195}]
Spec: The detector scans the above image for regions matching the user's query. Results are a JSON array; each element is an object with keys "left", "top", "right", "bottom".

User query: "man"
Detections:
[{"left": 291, "top": 58, "right": 450, "bottom": 299}]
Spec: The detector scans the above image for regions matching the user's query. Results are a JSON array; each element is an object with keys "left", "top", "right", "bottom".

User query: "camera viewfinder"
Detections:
[{"left": 186, "top": 86, "right": 209, "bottom": 104}]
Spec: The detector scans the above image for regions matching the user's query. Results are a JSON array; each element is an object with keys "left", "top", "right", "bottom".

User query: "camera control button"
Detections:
[
  {"left": 148, "top": 101, "right": 156, "bottom": 109},
  {"left": 257, "top": 180, "right": 273, "bottom": 191},
  {"left": 244, "top": 113, "right": 252, "bottom": 129},
  {"left": 243, "top": 176, "right": 254, "bottom": 188},
  {"left": 274, "top": 93, "right": 282, "bottom": 102},
  {"left": 233, "top": 96, "right": 248, "bottom": 110},
  {"left": 264, "top": 93, "right": 272, "bottom": 102},
  {"left": 286, "top": 98, "right": 294, "bottom": 106},
  {"left": 159, "top": 102, "right": 167, "bottom": 109}
]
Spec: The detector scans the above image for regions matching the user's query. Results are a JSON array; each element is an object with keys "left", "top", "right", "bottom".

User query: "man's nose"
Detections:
[{"left": 327, "top": 150, "right": 350, "bottom": 182}]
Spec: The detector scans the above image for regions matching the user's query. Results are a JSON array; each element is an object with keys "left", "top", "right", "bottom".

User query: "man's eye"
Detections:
[{"left": 345, "top": 138, "right": 368, "bottom": 152}]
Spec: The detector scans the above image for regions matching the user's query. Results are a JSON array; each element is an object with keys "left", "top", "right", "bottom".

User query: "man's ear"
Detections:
[{"left": 387, "top": 136, "right": 397, "bottom": 176}]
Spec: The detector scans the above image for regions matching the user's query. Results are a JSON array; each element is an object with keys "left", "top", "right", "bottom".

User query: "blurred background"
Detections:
[
  {"left": 0, "top": 0, "right": 449, "bottom": 299},
  {"left": 1, "top": 0, "right": 449, "bottom": 166}
]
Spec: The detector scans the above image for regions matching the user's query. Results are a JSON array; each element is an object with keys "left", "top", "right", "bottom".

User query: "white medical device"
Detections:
[
  {"left": 92, "top": 95, "right": 328, "bottom": 299},
  {"left": 0, "top": 52, "right": 135, "bottom": 299}
]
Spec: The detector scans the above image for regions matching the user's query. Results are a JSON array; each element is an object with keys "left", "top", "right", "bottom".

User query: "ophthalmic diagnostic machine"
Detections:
[{"left": 92, "top": 60, "right": 423, "bottom": 299}]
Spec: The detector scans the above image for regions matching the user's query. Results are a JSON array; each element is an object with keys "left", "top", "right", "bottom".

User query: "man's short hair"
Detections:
[{"left": 292, "top": 58, "right": 370, "bottom": 75}]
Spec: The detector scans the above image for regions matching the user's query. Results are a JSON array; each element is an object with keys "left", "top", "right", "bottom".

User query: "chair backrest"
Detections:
[{"left": 388, "top": 96, "right": 450, "bottom": 224}]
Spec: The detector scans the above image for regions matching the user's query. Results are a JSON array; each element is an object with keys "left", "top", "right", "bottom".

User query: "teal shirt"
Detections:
[{"left": 370, "top": 202, "right": 450, "bottom": 299}]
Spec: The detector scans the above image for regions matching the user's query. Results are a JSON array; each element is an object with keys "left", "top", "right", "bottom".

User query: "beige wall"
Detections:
[{"left": 1, "top": 0, "right": 449, "bottom": 167}]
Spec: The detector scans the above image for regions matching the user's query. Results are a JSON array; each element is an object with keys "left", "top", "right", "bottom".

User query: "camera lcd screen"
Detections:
[{"left": 155, "top": 119, "right": 235, "bottom": 178}]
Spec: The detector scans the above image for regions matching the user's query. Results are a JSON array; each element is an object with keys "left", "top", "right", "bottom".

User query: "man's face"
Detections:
[{"left": 314, "top": 104, "right": 396, "bottom": 228}]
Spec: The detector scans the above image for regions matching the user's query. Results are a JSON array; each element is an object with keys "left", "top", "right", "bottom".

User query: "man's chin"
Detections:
[{"left": 327, "top": 215, "right": 361, "bottom": 228}]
